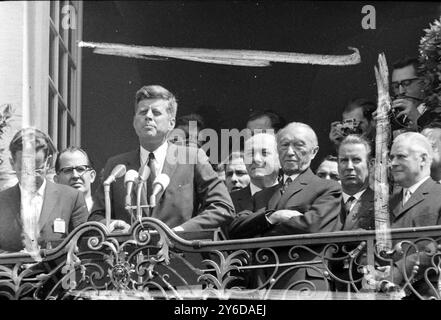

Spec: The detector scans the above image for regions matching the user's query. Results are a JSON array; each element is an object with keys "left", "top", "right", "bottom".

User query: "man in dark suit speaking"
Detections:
[
  {"left": 90, "top": 85, "right": 234, "bottom": 233},
  {"left": 0, "top": 128, "right": 89, "bottom": 254}
]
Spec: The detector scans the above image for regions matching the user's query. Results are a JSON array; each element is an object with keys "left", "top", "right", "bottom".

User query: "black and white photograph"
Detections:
[{"left": 0, "top": 0, "right": 441, "bottom": 306}]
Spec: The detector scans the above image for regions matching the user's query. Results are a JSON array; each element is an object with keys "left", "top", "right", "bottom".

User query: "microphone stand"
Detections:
[
  {"left": 136, "top": 179, "right": 145, "bottom": 224},
  {"left": 136, "top": 163, "right": 151, "bottom": 225},
  {"left": 104, "top": 183, "right": 111, "bottom": 228}
]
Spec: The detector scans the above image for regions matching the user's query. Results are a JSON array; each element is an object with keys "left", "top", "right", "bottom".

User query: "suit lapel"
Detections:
[
  {"left": 393, "top": 179, "right": 432, "bottom": 221},
  {"left": 268, "top": 182, "right": 283, "bottom": 210},
  {"left": 124, "top": 149, "right": 142, "bottom": 171},
  {"left": 237, "top": 186, "right": 252, "bottom": 211},
  {"left": 390, "top": 189, "right": 402, "bottom": 220},
  {"left": 39, "top": 181, "right": 58, "bottom": 231},
  {"left": 275, "top": 169, "right": 311, "bottom": 210},
  {"left": 8, "top": 184, "right": 22, "bottom": 225},
  {"left": 358, "top": 188, "right": 374, "bottom": 212},
  {"left": 150, "top": 143, "right": 178, "bottom": 216}
]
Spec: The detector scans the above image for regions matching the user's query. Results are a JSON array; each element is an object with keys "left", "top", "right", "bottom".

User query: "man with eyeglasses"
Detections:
[
  {"left": 0, "top": 128, "right": 89, "bottom": 253},
  {"left": 390, "top": 57, "right": 426, "bottom": 133},
  {"left": 54, "top": 147, "right": 96, "bottom": 211}
]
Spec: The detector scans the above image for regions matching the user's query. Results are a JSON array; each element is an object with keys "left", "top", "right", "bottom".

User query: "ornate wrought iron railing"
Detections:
[{"left": 0, "top": 218, "right": 440, "bottom": 300}]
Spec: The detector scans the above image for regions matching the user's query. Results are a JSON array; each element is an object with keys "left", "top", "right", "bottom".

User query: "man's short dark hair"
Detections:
[
  {"left": 246, "top": 109, "right": 286, "bottom": 132},
  {"left": 343, "top": 98, "right": 376, "bottom": 122},
  {"left": 321, "top": 155, "right": 338, "bottom": 164},
  {"left": 176, "top": 113, "right": 205, "bottom": 131},
  {"left": 9, "top": 127, "right": 56, "bottom": 161},
  {"left": 392, "top": 57, "right": 419, "bottom": 73},
  {"left": 135, "top": 85, "right": 177, "bottom": 117},
  {"left": 55, "top": 146, "right": 94, "bottom": 173}
]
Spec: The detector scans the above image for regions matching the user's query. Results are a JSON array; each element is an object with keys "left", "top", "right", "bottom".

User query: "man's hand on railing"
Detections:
[
  {"left": 108, "top": 220, "right": 131, "bottom": 233},
  {"left": 266, "top": 210, "right": 302, "bottom": 225},
  {"left": 172, "top": 226, "right": 184, "bottom": 232}
]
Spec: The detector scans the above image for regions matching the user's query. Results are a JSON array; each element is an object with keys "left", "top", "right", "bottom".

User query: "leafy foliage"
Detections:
[{"left": 419, "top": 17, "right": 441, "bottom": 110}]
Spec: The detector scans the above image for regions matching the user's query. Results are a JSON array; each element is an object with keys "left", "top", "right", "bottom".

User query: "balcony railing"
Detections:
[{"left": 0, "top": 218, "right": 440, "bottom": 300}]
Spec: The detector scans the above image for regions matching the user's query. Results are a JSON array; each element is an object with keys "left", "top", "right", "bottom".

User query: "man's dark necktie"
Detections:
[
  {"left": 281, "top": 177, "right": 292, "bottom": 194},
  {"left": 345, "top": 196, "right": 356, "bottom": 218},
  {"left": 146, "top": 152, "right": 157, "bottom": 203}
]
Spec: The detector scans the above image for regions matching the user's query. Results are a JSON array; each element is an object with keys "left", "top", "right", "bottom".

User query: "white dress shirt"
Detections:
[
  {"left": 249, "top": 180, "right": 279, "bottom": 196},
  {"left": 342, "top": 188, "right": 367, "bottom": 212},
  {"left": 283, "top": 173, "right": 299, "bottom": 185},
  {"left": 140, "top": 141, "right": 168, "bottom": 176},
  {"left": 402, "top": 176, "right": 430, "bottom": 206},
  {"left": 19, "top": 178, "right": 47, "bottom": 224},
  {"left": 19, "top": 179, "right": 47, "bottom": 248}
]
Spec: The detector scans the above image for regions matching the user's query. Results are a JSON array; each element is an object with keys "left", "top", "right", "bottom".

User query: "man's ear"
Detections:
[
  {"left": 53, "top": 174, "right": 59, "bottom": 183},
  {"left": 89, "top": 169, "right": 97, "bottom": 183},
  {"left": 310, "top": 146, "right": 319, "bottom": 160},
  {"left": 420, "top": 152, "right": 428, "bottom": 167},
  {"left": 169, "top": 116, "right": 176, "bottom": 130}
]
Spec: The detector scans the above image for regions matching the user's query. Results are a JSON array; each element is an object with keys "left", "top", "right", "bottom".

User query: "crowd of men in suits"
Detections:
[{"left": 1, "top": 55, "right": 441, "bottom": 298}]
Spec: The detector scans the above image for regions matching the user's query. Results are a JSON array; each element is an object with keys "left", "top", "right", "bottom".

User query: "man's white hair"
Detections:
[
  {"left": 277, "top": 122, "right": 318, "bottom": 147},
  {"left": 393, "top": 132, "right": 433, "bottom": 160},
  {"left": 422, "top": 127, "right": 441, "bottom": 147}
]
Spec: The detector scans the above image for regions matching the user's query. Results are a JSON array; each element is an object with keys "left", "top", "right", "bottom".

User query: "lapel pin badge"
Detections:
[{"left": 53, "top": 218, "right": 66, "bottom": 234}]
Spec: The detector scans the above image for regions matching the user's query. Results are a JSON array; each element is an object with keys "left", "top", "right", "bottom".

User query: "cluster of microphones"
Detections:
[{"left": 102, "top": 163, "right": 170, "bottom": 226}]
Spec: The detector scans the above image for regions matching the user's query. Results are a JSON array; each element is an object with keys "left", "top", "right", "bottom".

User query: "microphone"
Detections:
[
  {"left": 124, "top": 169, "right": 139, "bottom": 211},
  {"left": 149, "top": 174, "right": 170, "bottom": 208},
  {"left": 136, "top": 164, "right": 151, "bottom": 223},
  {"left": 103, "top": 164, "right": 126, "bottom": 228},
  {"left": 104, "top": 164, "right": 127, "bottom": 185}
]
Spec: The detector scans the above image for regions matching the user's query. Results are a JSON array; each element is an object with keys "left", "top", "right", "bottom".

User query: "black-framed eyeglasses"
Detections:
[
  {"left": 391, "top": 78, "right": 420, "bottom": 93},
  {"left": 58, "top": 165, "right": 91, "bottom": 176}
]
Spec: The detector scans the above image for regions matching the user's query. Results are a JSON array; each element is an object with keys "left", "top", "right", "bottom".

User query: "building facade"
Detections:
[{"left": 0, "top": 1, "right": 83, "bottom": 190}]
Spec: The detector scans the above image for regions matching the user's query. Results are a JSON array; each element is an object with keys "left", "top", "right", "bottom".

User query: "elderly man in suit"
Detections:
[
  {"left": 372, "top": 132, "right": 441, "bottom": 298},
  {"left": 89, "top": 85, "right": 234, "bottom": 233},
  {"left": 228, "top": 122, "right": 341, "bottom": 293},
  {"left": 0, "top": 128, "right": 89, "bottom": 253},
  {"left": 389, "top": 132, "right": 441, "bottom": 227},
  {"left": 230, "top": 133, "right": 280, "bottom": 213}
]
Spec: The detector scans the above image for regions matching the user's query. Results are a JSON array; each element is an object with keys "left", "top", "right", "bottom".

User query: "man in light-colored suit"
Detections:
[
  {"left": 0, "top": 128, "right": 89, "bottom": 253},
  {"left": 90, "top": 85, "right": 234, "bottom": 233}
]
